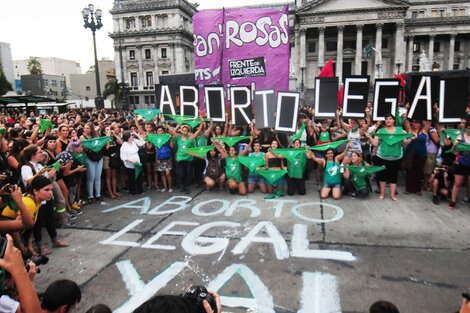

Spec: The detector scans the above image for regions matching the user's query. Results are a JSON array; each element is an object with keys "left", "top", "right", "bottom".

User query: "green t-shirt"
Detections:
[
  {"left": 176, "top": 135, "right": 194, "bottom": 162},
  {"left": 351, "top": 172, "right": 367, "bottom": 191},
  {"left": 319, "top": 129, "right": 331, "bottom": 143},
  {"left": 226, "top": 156, "right": 242, "bottom": 182},
  {"left": 377, "top": 127, "right": 404, "bottom": 160},
  {"left": 324, "top": 161, "right": 342, "bottom": 186},
  {"left": 248, "top": 152, "right": 265, "bottom": 175},
  {"left": 287, "top": 154, "right": 307, "bottom": 179},
  {"left": 195, "top": 135, "right": 207, "bottom": 147}
]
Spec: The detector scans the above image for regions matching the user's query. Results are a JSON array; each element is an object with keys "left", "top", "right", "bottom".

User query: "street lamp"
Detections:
[
  {"left": 396, "top": 62, "right": 403, "bottom": 74},
  {"left": 82, "top": 3, "right": 104, "bottom": 109}
]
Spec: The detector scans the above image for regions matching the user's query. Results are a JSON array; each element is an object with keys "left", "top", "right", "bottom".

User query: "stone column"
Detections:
[
  {"left": 448, "top": 33, "right": 456, "bottom": 70},
  {"left": 428, "top": 34, "right": 435, "bottom": 67},
  {"left": 375, "top": 23, "right": 383, "bottom": 78},
  {"left": 318, "top": 26, "right": 325, "bottom": 69},
  {"left": 337, "top": 26, "right": 344, "bottom": 82},
  {"left": 299, "top": 28, "right": 307, "bottom": 68},
  {"left": 153, "top": 44, "right": 159, "bottom": 84},
  {"left": 355, "top": 24, "right": 363, "bottom": 75},
  {"left": 407, "top": 36, "right": 414, "bottom": 72},
  {"left": 170, "top": 43, "right": 176, "bottom": 73},
  {"left": 137, "top": 45, "right": 144, "bottom": 89},
  {"left": 394, "top": 23, "right": 404, "bottom": 72}
]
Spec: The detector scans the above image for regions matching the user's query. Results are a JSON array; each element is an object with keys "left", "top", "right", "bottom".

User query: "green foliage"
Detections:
[
  {"left": 27, "top": 57, "right": 42, "bottom": 75},
  {"left": 0, "top": 64, "right": 13, "bottom": 95}
]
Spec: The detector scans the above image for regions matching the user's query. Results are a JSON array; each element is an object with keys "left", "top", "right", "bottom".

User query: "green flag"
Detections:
[
  {"left": 165, "top": 114, "right": 207, "bottom": 129},
  {"left": 0, "top": 128, "right": 5, "bottom": 136},
  {"left": 290, "top": 123, "right": 306, "bottom": 141},
  {"left": 344, "top": 165, "right": 385, "bottom": 176},
  {"left": 39, "top": 119, "right": 53, "bottom": 133},
  {"left": 134, "top": 162, "right": 143, "bottom": 178},
  {"left": 47, "top": 159, "right": 61, "bottom": 171},
  {"left": 369, "top": 132, "right": 413, "bottom": 145},
  {"left": 447, "top": 142, "right": 470, "bottom": 154},
  {"left": 134, "top": 109, "right": 160, "bottom": 121},
  {"left": 81, "top": 136, "right": 111, "bottom": 153},
  {"left": 309, "top": 139, "right": 350, "bottom": 151},
  {"left": 443, "top": 128, "right": 464, "bottom": 143},
  {"left": 238, "top": 155, "right": 266, "bottom": 172},
  {"left": 211, "top": 136, "right": 251, "bottom": 147},
  {"left": 145, "top": 133, "right": 172, "bottom": 149},
  {"left": 73, "top": 152, "right": 87, "bottom": 165},
  {"left": 256, "top": 169, "right": 287, "bottom": 184},
  {"left": 395, "top": 107, "right": 403, "bottom": 127},
  {"left": 183, "top": 145, "right": 214, "bottom": 158},
  {"left": 7, "top": 196, "right": 19, "bottom": 213},
  {"left": 272, "top": 148, "right": 306, "bottom": 161}
]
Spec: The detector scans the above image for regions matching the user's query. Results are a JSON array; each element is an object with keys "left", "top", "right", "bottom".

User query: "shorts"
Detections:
[
  {"left": 423, "top": 153, "right": 437, "bottom": 175},
  {"left": 247, "top": 175, "right": 266, "bottom": 185},
  {"left": 453, "top": 162, "right": 470, "bottom": 176},
  {"left": 103, "top": 156, "right": 110, "bottom": 170},
  {"left": 155, "top": 159, "right": 172, "bottom": 172},
  {"left": 322, "top": 183, "right": 342, "bottom": 189}
]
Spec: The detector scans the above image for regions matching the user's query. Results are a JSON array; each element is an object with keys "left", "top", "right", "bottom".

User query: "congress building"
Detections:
[{"left": 110, "top": 0, "right": 470, "bottom": 107}]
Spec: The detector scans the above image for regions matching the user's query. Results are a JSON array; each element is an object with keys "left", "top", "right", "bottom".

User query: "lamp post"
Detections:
[
  {"left": 396, "top": 62, "right": 403, "bottom": 74},
  {"left": 82, "top": 3, "right": 104, "bottom": 109}
]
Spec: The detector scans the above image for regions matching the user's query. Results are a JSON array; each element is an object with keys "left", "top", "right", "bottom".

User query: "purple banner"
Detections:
[{"left": 193, "top": 6, "right": 290, "bottom": 109}]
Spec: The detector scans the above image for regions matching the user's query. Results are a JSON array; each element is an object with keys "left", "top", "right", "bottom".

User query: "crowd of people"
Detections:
[{"left": 0, "top": 102, "right": 468, "bottom": 311}]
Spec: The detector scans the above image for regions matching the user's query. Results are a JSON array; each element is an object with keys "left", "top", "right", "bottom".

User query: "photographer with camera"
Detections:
[
  {"left": 133, "top": 286, "right": 221, "bottom": 313},
  {"left": 429, "top": 166, "right": 450, "bottom": 205}
]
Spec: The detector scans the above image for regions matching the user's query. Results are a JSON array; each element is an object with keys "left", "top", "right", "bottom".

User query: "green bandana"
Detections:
[
  {"left": 0, "top": 128, "right": 5, "bottom": 136},
  {"left": 47, "top": 159, "right": 61, "bottom": 171},
  {"left": 256, "top": 169, "right": 287, "bottom": 184},
  {"left": 211, "top": 136, "right": 251, "bottom": 147},
  {"left": 72, "top": 153, "right": 87, "bottom": 165},
  {"left": 183, "top": 145, "right": 214, "bottom": 158},
  {"left": 238, "top": 155, "right": 266, "bottom": 172},
  {"left": 134, "top": 109, "right": 161, "bottom": 121},
  {"left": 447, "top": 142, "right": 470, "bottom": 154},
  {"left": 81, "top": 136, "right": 111, "bottom": 153},
  {"left": 351, "top": 127, "right": 359, "bottom": 133},
  {"left": 271, "top": 148, "right": 306, "bottom": 162},
  {"left": 289, "top": 123, "right": 306, "bottom": 141},
  {"left": 145, "top": 133, "right": 172, "bottom": 149},
  {"left": 369, "top": 132, "right": 413, "bottom": 145},
  {"left": 39, "top": 119, "right": 53, "bottom": 133},
  {"left": 309, "top": 139, "right": 350, "bottom": 151},
  {"left": 344, "top": 165, "right": 385, "bottom": 176},
  {"left": 165, "top": 114, "right": 208, "bottom": 129},
  {"left": 134, "top": 161, "right": 143, "bottom": 178},
  {"left": 443, "top": 128, "right": 464, "bottom": 143}
]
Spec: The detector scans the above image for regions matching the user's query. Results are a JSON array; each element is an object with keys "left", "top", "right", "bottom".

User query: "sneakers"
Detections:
[
  {"left": 432, "top": 195, "right": 439, "bottom": 205},
  {"left": 448, "top": 201, "right": 456, "bottom": 210},
  {"left": 67, "top": 211, "right": 78, "bottom": 220},
  {"left": 461, "top": 196, "right": 469, "bottom": 204},
  {"left": 350, "top": 192, "right": 357, "bottom": 199},
  {"left": 71, "top": 202, "right": 81, "bottom": 210}
]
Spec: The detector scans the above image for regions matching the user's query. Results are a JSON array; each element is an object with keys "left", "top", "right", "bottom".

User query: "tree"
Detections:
[
  {"left": 0, "top": 64, "right": 13, "bottom": 95},
  {"left": 103, "top": 78, "right": 120, "bottom": 109},
  {"left": 27, "top": 57, "right": 42, "bottom": 75}
]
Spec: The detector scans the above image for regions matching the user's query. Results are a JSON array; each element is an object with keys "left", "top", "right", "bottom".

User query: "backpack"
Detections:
[
  {"left": 157, "top": 144, "right": 172, "bottom": 160},
  {"left": 206, "top": 158, "right": 221, "bottom": 180}
]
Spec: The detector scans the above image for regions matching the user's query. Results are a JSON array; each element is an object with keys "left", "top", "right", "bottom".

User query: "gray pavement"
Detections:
[{"left": 34, "top": 182, "right": 470, "bottom": 313}]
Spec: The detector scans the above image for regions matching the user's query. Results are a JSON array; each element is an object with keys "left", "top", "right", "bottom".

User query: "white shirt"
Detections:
[
  {"left": 21, "top": 161, "right": 47, "bottom": 187},
  {"left": 120, "top": 138, "right": 145, "bottom": 169}
]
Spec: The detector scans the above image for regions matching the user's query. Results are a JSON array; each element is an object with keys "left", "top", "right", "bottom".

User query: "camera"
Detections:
[
  {"left": 25, "top": 254, "right": 49, "bottom": 274},
  {"left": 182, "top": 285, "right": 217, "bottom": 313}
]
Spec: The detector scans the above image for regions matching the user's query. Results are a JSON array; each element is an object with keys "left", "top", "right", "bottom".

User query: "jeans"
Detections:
[{"left": 86, "top": 157, "right": 103, "bottom": 199}]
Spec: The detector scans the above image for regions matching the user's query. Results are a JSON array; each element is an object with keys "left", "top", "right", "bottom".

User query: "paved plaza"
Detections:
[{"left": 35, "top": 182, "right": 470, "bottom": 313}]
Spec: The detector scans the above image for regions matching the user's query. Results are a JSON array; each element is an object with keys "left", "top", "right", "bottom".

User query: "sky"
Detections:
[{"left": 0, "top": 0, "right": 292, "bottom": 73}]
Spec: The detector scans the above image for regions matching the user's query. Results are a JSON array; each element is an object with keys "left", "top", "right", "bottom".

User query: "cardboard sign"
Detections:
[
  {"left": 253, "top": 90, "right": 277, "bottom": 128},
  {"left": 314, "top": 77, "right": 338, "bottom": 119},
  {"left": 275, "top": 92, "right": 300, "bottom": 132},
  {"left": 372, "top": 79, "right": 401, "bottom": 121},
  {"left": 205, "top": 86, "right": 226, "bottom": 122},
  {"left": 230, "top": 86, "right": 253, "bottom": 125},
  {"left": 342, "top": 76, "right": 370, "bottom": 118}
]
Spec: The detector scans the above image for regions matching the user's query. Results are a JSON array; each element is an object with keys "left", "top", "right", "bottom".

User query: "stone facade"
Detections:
[
  {"left": 293, "top": 0, "right": 470, "bottom": 102},
  {"left": 109, "top": 0, "right": 197, "bottom": 108}
]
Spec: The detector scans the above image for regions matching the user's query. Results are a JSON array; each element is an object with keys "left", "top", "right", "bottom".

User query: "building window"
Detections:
[
  {"left": 146, "top": 72, "right": 153, "bottom": 86},
  {"left": 183, "top": 17, "right": 189, "bottom": 30},
  {"left": 125, "top": 17, "right": 135, "bottom": 29},
  {"left": 432, "top": 9, "right": 438, "bottom": 17},
  {"left": 413, "top": 42, "right": 421, "bottom": 53},
  {"left": 452, "top": 8, "right": 465, "bottom": 16},
  {"left": 326, "top": 42, "right": 336, "bottom": 52},
  {"left": 145, "top": 49, "right": 151, "bottom": 59},
  {"left": 129, "top": 50, "right": 135, "bottom": 60},
  {"left": 86, "top": 86, "right": 91, "bottom": 91},
  {"left": 129, "top": 96, "right": 140, "bottom": 106},
  {"left": 411, "top": 11, "right": 418, "bottom": 19},
  {"left": 162, "top": 71, "right": 169, "bottom": 75},
  {"left": 51, "top": 80, "right": 57, "bottom": 87},
  {"left": 308, "top": 42, "right": 316, "bottom": 53},
  {"left": 434, "top": 42, "right": 441, "bottom": 52},
  {"left": 144, "top": 95, "right": 156, "bottom": 105},
  {"left": 344, "top": 40, "right": 356, "bottom": 50},
  {"left": 453, "top": 63, "right": 460, "bottom": 70},
  {"left": 43, "top": 79, "right": 49, "bottom": 86},
  {"left": 140, "top": 16, "right": 152, "bottom": 28},
  {"left": 455, "top": 41, "right": 461, "bottom": 52},
  {"left": 157, "top": 14, "right": 168, "bottom": 28},
  {"left": 60, "top": 81, "right": 65, "bottom": 88},
  {"left": 130, "top": 73, "right": 138, "bottom": 87},
  {"left": 161, "top": 48, "right": 167, "bottom": 59},
  {"left": 382, "top": 38, "right": 388, "bottom": 49},
  {"left": 418, "top": 10, "right": 426, "bottom": 18}
]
